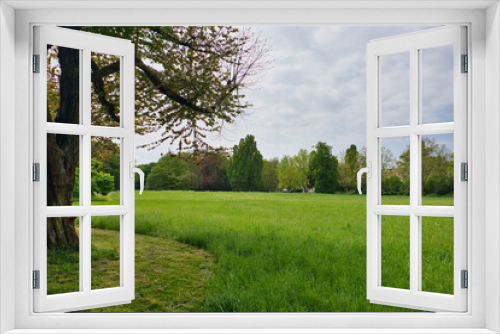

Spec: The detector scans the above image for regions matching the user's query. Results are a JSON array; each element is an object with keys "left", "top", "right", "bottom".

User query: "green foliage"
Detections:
[
  {"left": 345, "top": 144, "right": 358, "bottom": 170},
  {"left": 145, "top": 155, "right": 192, "bottom": 190},
  {"left": 198, "top": 151, "right": 231, "bottom": 191},
  {"left": 100, "top": 154, "right": 121, "bottom": 191},
  {"left": 395, "top": 138, "right": 453, "bottom": 196},
  {"left": 91, "top": 159, "right": 115, "bottom": 195},
  {"left": 338, "top": 145, "right": 360, "bottom": 194},
  {"left": 278, "top": 149, "right": 309, "bottom": 192},
  {"left": 73, "top": 159, "right": 115, "bottom": 197},
  {"left": 227, "top": 135, "right": 263, "bottom": 191},
  {"left": 308, "top": 142, "right": 339, "bottom": 194},
  {"left": 381, "top": 175, "right": 406, "bottom": 195},
  {"left": 260, "top": 158, "right": 279, "bottom": 192}
]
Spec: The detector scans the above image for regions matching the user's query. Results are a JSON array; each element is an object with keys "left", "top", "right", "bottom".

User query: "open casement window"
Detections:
[
  {"left": 33, "top": 26, "right": 136, "bottom": 312},
  {"left": 365, "top": 26, "right": 467, "bottom": 312}
]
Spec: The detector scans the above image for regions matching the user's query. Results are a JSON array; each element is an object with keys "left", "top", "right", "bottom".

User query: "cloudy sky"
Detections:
[{"left": 135, "top": 25, "right": 454, "bottom": 164}]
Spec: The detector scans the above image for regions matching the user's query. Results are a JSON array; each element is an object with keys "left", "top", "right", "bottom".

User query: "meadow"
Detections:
[{"left": 48, "top": 191, "right": 454, "bottom": 312}]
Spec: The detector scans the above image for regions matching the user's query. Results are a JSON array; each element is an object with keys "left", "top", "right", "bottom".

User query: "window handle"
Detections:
[
  {"left": 357, "top": 162, "right": 371, "bottom": 195},
  {"left": 134, "top": 167, "right": 145, "bottom": 195},
  {"left": 130, "top": 161, "right": 145, "bottom": 195}
]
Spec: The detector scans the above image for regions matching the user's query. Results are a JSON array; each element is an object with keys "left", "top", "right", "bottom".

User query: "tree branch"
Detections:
[
  {"left": 90, "top": 60, "right": 120, "bottom": 123},
  {"left": 135, "top": 57, "right": 214, "bottom": 115},
  {"left": 149, "top": 27, "right": 226, "bottom": 58}
]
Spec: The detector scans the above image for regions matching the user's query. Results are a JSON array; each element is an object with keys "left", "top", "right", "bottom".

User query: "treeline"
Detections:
[{"left": 87, "top": 134, "right": 454, "bottom": 196}]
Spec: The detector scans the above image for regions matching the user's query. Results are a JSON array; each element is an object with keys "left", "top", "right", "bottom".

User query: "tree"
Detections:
[
  {"left": 345, "top": 144, "right": 358, "bottom": 171},
  {"left": 100, "top": 154, "right": 120, "bottom": 191},
  {"left": 145, "top": 155, "right": 191, "bottom": 190},
  {"left": 338, "top": 144, "right": 359, "bottom": 194},
  {"left": 308, "top": 142, "right": 339, "bottom": 194},
  {"left": 260, "top": 158, "right": 279, "bottom": 192},
  {"left": 45, "top": 26, "right": 270, "bottom": 248},
  {"left": 227, "top": 135, "right": 263, "bottom": 191},
  {"left": 73, "top": 159, "right": 115, "bottom": 197},
  {"left": 198, "top": 151, "right": 231, "bottom": 191},
  {"left": 278, "top": 150, "right": 310, "bottom": 192},
  {"left": 397, "top": 137, "right": 453, "bottom": 196}
]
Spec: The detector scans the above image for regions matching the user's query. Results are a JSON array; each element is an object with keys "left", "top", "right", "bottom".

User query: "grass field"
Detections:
[{"left": 50, "top": 191, "right": 454, "bottom": 312}]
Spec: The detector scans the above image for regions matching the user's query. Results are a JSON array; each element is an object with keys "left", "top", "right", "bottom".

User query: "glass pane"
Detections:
[
  {"left": 91, "top": 137, "right": 121, "bottom": 205},
  {"left": 421, "top": 217, "right": 454, "bottom": 295},
  {"left": 47, "top": 217, "right": 80, "bottom": 295},
  {"left": 91, "top": 52, "right": 121, "bottom": 127},
  {"left": 381, "top": 215, "right": 410, "bottom": 290},
  {"left": 47, "top": 134, "right": 80, "bottom": 206},
  {"left": 421, "top": 134, "right": 454, "bottom": 206},
  {"left": 47, "top": 45, "right": 80, "bottom": 124},
  {"left": 380, "top": 52, "right": 410, "bottom": 127},
  {"left": 91, "top": 216, "right": 121, "bottom": 290},
  {"left": 381, "top": 137, "right": 410, "bottom": 205},
  {"left": 421, "top": 45, "right": 454, "bottom": 124}
]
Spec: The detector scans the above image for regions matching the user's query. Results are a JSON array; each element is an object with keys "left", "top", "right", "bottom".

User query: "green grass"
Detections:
[
  {"left": 80, "top": 191, "right": 454, "bottom": 312},
  {"left": 47, "top": 228, "right": 215, "bottom": 312}
]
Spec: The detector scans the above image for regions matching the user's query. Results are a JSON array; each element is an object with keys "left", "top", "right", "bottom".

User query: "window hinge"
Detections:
[
  {"left": 461, "top": 162, "right": 468, "bottom": 181},
  {"left": 461, "top": 270, "right": 468, "bottom": 289},
  {"left": 33, "top": 270, "right": 40, "bottom": 289},
  {"left": 33, "top": 54, "right": 40, "bottom": 73},
  {"left": 461, "top": 54, "right": 468, "bottom": 73},
  {"left": 33, "top": 163, "right": 40, "bottom": 182}
]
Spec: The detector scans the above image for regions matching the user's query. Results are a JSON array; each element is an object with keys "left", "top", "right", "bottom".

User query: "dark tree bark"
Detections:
[{"left": 46, "top": 46, "right": 80, "bottom": 249}]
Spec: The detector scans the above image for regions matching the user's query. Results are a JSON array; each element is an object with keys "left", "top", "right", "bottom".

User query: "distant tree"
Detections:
[
  {"left": 227, "top": 135, "right": 263, "bottom": 191},
  {"left": 278, "top": 150, "right": 310, "bottom": 192},
  {"left": 345, "top": 144, "right": 358, "bottom": 170},
  {"left": 397, "top": 137, "right": 453, "bottom": 196},
  {"left": 101, "top": 154, "right": 120, "bottom": 191},
  {"left": 145, "top": 155, "right": 191, "bottom": 190},
  {"left": 73, "top": 159, "right": 114, "bottom": 197},
  {"left": 198, "top": 151, "right": 231, "bottom": 191},
  {"left": 338, "top": 144, "right": 359, "bottom": 194},
  {"left": 308, "top": 142, "right": 339, "bottom": 194},
  {"left": 261, "top": 158, "right": 279, "bottom": 192}
]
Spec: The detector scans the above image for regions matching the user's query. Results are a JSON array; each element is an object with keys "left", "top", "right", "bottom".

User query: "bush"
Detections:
[{"left": 381, "top": 175, "right": 405, "bottom": 195}]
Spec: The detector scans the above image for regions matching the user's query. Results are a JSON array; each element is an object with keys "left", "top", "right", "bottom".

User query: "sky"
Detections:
[{"left": 134, "top": 26, "right": 455, "bottom": 165}]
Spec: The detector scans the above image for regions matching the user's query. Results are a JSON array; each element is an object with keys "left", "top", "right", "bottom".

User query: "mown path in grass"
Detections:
[
  {"left": 48, "top": 228, "right": 215, "bottom": 312},
  {"left": 88, "top": 191, "right": 454, "bottom": 312}
]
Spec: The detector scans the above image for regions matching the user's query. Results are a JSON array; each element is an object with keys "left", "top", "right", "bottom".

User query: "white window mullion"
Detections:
[
  {"left": 81, "top": 47, "right": 92, "bottom": 295},
  {"left": 409, "top": 47, "right": 420, "bottom": 295}
]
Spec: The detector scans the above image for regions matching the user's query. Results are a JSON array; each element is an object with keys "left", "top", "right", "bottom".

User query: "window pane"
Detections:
[
  {"left": 91, "top": 52, "right": 121, "bottom": 127},
  {"left": 47, "top": 134, "right": 80, "bottom": 206},
  {"left": 47, "top": 217, "right": 80, "bottom": 295},
  {"left": 380, "top": 52, "right": 410, "bottom": 127},
  {"left": 47, "top": 45, "right": 80, "bottom": 124},
  {"left": 381, "top": 215, "right": 410, "bottom": 290},
  {"left": 91, "top": 216, "right": 121, "bottom": 290},
  {"left": 380, "top": 137, "right": 410, "bottom": 205},
  {"left": 421, "top": 217, "right": 454, "bottom": 295},
  {"left": 421, "top": 45, "right": 454, "bottom": 124},
  {"left": 421, "top": 134, "right": 454, "bottom": 206},
  {"left": 91, "top": 137, "right": 121, "bottom": 205}
]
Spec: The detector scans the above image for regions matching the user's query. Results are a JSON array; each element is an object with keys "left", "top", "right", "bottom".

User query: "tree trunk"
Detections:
[{"left": 46, "top": 46, "right": 80, "bottom": 249}]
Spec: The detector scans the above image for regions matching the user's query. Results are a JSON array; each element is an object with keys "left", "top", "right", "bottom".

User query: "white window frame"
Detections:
[
  {"left": 33, "top": 26, "right": 136, "bottom": 313},
  {"left": 366, "top": 26, "right": 468, "bottom": 312},
  {"left": 1, "top": 1, "right": 499, "bottom": 333}
]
